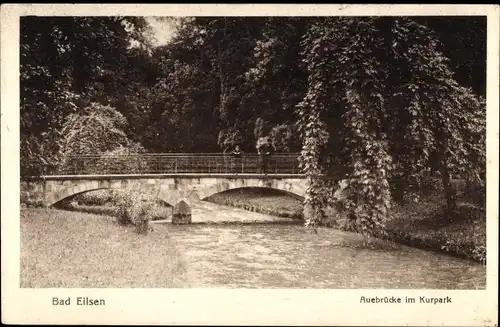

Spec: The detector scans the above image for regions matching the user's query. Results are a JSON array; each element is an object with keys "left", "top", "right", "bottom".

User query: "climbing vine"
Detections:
[{"left": 296, "top": 17, "right": 485, "bottom": 233}]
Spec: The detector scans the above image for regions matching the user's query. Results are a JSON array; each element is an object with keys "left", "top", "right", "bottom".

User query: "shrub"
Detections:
[
  {"left": 420, "top": 177, "right": 443, "bottom": 196},
  {"left": 115, "top": 191, "right": 167, "bottom": 235},
  {"left": 460, "top": 183, "right": 486, "bottom": 208},
  {"left": 472, "top": 245, "right": 486, "bottom": 264}
]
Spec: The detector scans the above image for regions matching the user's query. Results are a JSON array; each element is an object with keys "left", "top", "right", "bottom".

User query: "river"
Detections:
[{"left": 164, "top": 202, "right": 486, "bottom": 289}]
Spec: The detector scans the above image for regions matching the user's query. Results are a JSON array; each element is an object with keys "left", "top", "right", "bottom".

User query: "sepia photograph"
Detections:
[{"left": 2, "top": 4, "right": 499, "bottom": 326}]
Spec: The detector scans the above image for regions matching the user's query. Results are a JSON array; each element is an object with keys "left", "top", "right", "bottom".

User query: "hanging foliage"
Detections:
[{"left": 295, "top": 17, "right": 485, "bottom": 232}]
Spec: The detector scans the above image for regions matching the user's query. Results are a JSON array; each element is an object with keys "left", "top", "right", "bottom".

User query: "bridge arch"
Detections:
[
  {"left": 49, "top": 180, "right": 109, "bottom": 207},
  {"left": 51, "top": 187, "right": 109, "bottom": 207},
  {"left": 196, "top": 178, "right": 305, "bottom": 201},
  {"left": 48, "top": 180, "right": 180, "bottom": 207}
]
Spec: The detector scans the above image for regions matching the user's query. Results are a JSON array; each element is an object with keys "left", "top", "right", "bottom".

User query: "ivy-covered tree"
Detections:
[{"left": 295, "top": 17, "right": 485, "bottom": 231}]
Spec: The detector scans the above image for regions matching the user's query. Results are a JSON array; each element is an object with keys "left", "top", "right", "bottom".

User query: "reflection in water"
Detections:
[{"left": 168, "top": 224, "right": 486, "bottom": 289}]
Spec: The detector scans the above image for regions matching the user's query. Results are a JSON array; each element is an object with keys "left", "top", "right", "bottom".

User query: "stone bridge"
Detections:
[{"left": 20, "top": 173, "right": 307, "bottom": 208}]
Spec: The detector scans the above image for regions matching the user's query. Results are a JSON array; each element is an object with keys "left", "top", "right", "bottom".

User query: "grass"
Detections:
[
  {"left": 20, "top": 208, "right": 191, "bottom": 288},
  {"left": 58, "top": 203, "right": 119, "bottom": 217},
  {"left": 384, "top": 196, "right": 486, "bottom": 264},
  {"left": 205, "top": 185, "right": 486, "bottom": 264},
  {"left": 205, "top": 188, "right": 304, "bottom": 219}
]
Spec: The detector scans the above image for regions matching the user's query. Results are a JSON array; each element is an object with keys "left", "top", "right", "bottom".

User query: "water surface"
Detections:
[{"left": 167, "top": 203, "right": 486, "bottom": 289}]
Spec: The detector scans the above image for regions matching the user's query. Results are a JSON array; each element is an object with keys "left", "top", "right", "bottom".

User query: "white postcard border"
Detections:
[{"left": 1, "top": 4, "right": 498, "bottom": 326}]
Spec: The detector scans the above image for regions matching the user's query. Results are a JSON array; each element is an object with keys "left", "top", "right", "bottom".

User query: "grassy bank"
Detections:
[
  {"left": 21, "top": 208, "right": 191, "bottom": 287},
  {"left": 205, "top": 188, "right": 303, "bottom": 219},
  {"left": 56, "top": 203, "right": 172, "bottom": 221},
  {"left": 205, "top": 188, "right": 486, "bottom": 264},
  {"left": 384, "top": 197, "right": 486, "bottom": 264}
]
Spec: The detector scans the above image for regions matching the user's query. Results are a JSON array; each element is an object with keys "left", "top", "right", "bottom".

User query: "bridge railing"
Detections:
[{"left": 55, "top": 153, "right": 303, "bottom": 175}]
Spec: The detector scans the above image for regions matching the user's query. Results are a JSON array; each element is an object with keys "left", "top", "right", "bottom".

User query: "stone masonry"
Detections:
[
  {"left": 172, "top": 200, "right": 192, "bottom": 225},
  {"left": 20, "top": 174, "right": 307, "bottom": 208}
]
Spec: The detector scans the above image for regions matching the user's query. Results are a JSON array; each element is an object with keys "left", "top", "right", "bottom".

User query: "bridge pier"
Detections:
[{"left": 172, "top": 200, "right": 192, "bottom": 225}]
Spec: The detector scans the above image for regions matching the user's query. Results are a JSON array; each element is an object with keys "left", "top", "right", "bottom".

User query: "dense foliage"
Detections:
[
  {"left": 294, "top": 17, "right": 486, "bottom": 232},
  {"left": 21, "top": 16, "right": 486, "bottom": 233},
  {"left": 115, "top": 191, "right": 165, "bottom": 235},
  {"left": 20, "top": 16, "right": 154, "bottom": 176}
]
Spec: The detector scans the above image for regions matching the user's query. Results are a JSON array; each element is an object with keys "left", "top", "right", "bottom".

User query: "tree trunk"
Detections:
[
  {"left": 440, "top": 161, "right": 457, "bottom": 217},
  {"left": 391, "top": 175, "right": 406, "bottom": 204},
  {"left": 217, "top": 51, "right": 228, "bottom": 122}
]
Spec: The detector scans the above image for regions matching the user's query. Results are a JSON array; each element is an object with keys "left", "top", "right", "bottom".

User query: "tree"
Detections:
[
  {"left": 218, "top": 128, "right": 243, "bottom": 153},
  {"left": 142, "top": 20, "right": 224, "bottom": 153},
  {"left": 254, "top": 117, "right": 272, "bottom": 139},
  {"left": 245, "top": 18, "right": 308, "bottom": 153},
  {"left": 269, "top": 123, "right": 301, "bottom": 152},
  {"left": 57, "top": 102, "right": 147, "bottom": 174},
  {"left": 20, "top": 16, "right": 153, "bottom": 176},
  {"left": 59, "top": 103, "right": 132, "bottom": 157},
  {"left": 149, "top": 17, "right": 265, "bottom": 153},
  {"left": 296, "top": 17, "right": 485, "bottom": 231},
  {"left": 424, "top": 17, "right": 486, "bottom": 96}
]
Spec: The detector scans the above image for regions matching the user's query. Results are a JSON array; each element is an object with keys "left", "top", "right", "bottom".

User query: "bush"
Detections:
[
  {"left": 420, "top": 177, "right": 443, "bottom": 196},
  {"left": 115, "top": 191, "right": 167, "bottom": 235},
  {"left": 460, "top": 183, "right": 486, "bottom": 208},
  {"left": 472, "top": 245, "right": 486, "bottom": 264}
]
